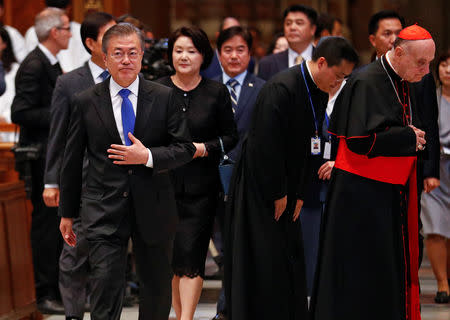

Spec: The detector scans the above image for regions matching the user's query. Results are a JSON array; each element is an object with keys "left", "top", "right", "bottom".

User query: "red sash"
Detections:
[{"left": 335, "top": 138, "right": 420, "bottom": 320}]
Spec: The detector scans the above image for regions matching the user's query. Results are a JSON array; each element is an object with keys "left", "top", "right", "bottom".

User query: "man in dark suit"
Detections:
[
  {"left": 11, "top": 7, "right": 72, "bottom": 314},
  {"left": 258, "top": 4, "right": 317, "bottom": 81},
  {"left": 58, "top": 23, "right": 196, "bottom": 320},
  {"left": 211, "top": 26, "right": 265, "bottom": 320},
  {"left": 43, "top": 12, "right": 116, "bottom": 320}
]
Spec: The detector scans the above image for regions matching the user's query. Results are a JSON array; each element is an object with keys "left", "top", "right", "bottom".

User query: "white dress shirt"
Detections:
[
  {"left": 38, "top": 43, "right": 59, "bottom": 65},
  {"left": 109, "top": 76, "right": 153, "bottom": 167},
  {"left": 288, "top": 43, "right": 314, "bottom": 68},
  {"left": 25, "top": 21, "right": 91, "bottom": 72},
  {"left": 88, "top": 59, "right": 107, "bottom": 84},
  {"left": 222, "top": 70, "right": 247, "bottom": 102}
]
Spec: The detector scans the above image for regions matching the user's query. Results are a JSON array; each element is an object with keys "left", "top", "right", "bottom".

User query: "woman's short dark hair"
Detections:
[
  {"left": 216, "top": 26, "right": 252, "bottom": 52},
  {"left": 0, "top": 27, "right": 17, "bottom": 72},
  {"left": 167, "top": 26, "right": 213, "bottom": 71},
  {"left": 312, "top": 36, "right": 359, "bottom": 67},
  {"left": 80, "top": 12, "right": 115, "bottom": 54},
  {"left": 436, "top": 50, "right": 450, "bottom": 84}
]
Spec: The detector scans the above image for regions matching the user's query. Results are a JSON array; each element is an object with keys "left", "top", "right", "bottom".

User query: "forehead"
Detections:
[
  {"left": 285, "top": 11, "right": 309, "bottom": 22},
  {"left": 174, "top": 35, "right": 195, "bottom": 47},
  {"left": 107, "top": 33, "right": 141, "bottom": 51},
  {"left": 377, "top": 18, "right": 402, "bottom": 32},
  {"left": 405, "top": 39, "right": 435, "bottom": 61},
  {"left": 223, "top": 35, "right": 248, "bottom": 48}
]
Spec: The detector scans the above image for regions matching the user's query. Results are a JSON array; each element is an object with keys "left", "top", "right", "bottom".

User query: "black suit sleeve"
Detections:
[
  {"left": 58, "top": 95, "right": 87, "bottom": 218},
  {"left": 0, "top": 61, "right": 6, "bottom": 96},
  {"left": 150, "top": 90, "right": 196, "bottom": 173},
  {"left": 44, "top": 76, "right": 71, "bottom": 185},
  {"left": 204, "top": 85, "right": 238, "bottom": 156},
  {"left": 257, "top": 56, "right": 274, "bottom": 81},
  {"left": 11, "top": 58, "right": 50, "bottom": 128}
]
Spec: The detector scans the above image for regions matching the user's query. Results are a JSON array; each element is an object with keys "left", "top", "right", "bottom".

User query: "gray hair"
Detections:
[
  {"left": 35, "top": 7, "right": 66, "bottom": 42},
  {"left": 102, "top": 23, "right": 145, "bottom": 53}
]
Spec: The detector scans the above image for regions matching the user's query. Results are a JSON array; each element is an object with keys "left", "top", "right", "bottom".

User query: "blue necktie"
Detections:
[
  {"left": 118, "top": 89, "right": 135, "bottom": 146},
  {"left": 100, "top": 70, "right": 110, "bottom": 81},
  {"left": 226, "top": 78, "right": 239, "bottom": 112}
]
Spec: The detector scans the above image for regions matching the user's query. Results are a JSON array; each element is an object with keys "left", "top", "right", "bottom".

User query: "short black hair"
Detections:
[
  {"left": 283, "top": 4, "right": 317, "bottom": 26},
  {"left": 217, "top": 26, "right": 252, "bottom": 52},
  {"left": 80, "top": 12, "right": 115, "bottom": 54},
  {"left": 102, "top": 23, "right": 145, "bottom": 54},
  {"left": 436, "top": 50, "right": 450, "bottom": 84},
  {"left": 45, "top": 0, "right": 70, "bottom": 8},
  {"left": 315, "top": 13, "right": 335, "bottom": 39},
  {"left": 167, "top": 26, "right": 213, "bottom": 71},
  {"left": 312, "top": 36, "right": 359, "bottom": 67},
  {"left": 368, "top": 10, "right": 405, "bottom": 35}
]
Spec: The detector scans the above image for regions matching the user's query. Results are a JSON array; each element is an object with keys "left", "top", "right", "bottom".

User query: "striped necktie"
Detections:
[
  {"left": 226, "top": 78, "right": 239, "bottom": 113},
  {"left": 118, "top": 89, "right": 135, "bottom": 146}
]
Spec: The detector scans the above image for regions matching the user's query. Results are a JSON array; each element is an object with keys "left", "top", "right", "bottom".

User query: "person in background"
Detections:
[
  {"left": 43, "top": 12, "right": 116, "bottom": 320},
  {"left": 0, "top": 27, "right": 18, "bottom": 142},
  {"left": 258, "top": 4, "right": 317, "bottom": 81},
  {"left": 0, "top": 0, "right": 26, "bottom": 62},
  {"left": 157, "top": 26, "right": 238, "bottom": 320},
  {"left": 314, "top": 14, "right": 343, "bottom": 46},
  {"left": 267, "top": 32, "right": 289, "bottom": 55},
  {"left": 421, "top": 50, "right": 450, "bottom": 304},
  {"left": 24, "top": 0, "right": 90, "bottom": 72},
  {"left": 211, "top": 26, "right": 265, "bottom": 320},
  {"left": 11, "top": 7, "right": 72, "bottom": 314}
]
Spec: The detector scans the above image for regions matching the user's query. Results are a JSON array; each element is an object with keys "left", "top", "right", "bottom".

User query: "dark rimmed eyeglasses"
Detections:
[{"left": 57, "top": 26, "right": 71, "bottom": 32}]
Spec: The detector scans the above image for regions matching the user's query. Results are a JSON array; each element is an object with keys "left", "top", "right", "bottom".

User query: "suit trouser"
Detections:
[
  {"left": 59, "top": 217, "right": 89, "bottom": 318},
  {"left": 87, "top": 227, "right": 174, "bottom": 320},
  {"left": 300, "top": 205, "right": 323, "bottom": 297},
  {"left": 30, "top": 158, "right": 62, "bottom": 302}
]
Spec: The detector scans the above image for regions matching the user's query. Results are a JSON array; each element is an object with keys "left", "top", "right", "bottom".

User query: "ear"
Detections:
[
  {"left": 394, "top": 45, "right": 404, "bottom": 58},
  {"left": 49, "top": 27, "right": 59, "bottom": 40},
  {"left": 310, "top": 24, "right": 317, "bottom": 37},
  {"left": 317, "top": 56, "right": 327, "bottom": 69},
  {"left": 102, "top": 52, "right": 107, "bottom": 66},
  {"left": 85, "top": 38, "right": 95, "bottom": 52},
  {"left": 369, "top": 35, "right": 376, "bottom": 49}
]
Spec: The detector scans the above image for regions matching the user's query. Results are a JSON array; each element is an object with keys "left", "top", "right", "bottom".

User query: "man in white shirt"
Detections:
[
  {"left": 58, "top": 23, "right": 196, "bottom": 320},
  {"left": 24, "top": 0, "right": 90, "bottom": 72},
  {"left": 258, "top": 4, "right": 317, "bottom": 81}
]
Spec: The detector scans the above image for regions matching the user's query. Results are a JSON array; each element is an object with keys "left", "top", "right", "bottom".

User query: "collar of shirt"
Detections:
[
  {"left": 384, "top": 51, "right": 403, "bottom": 81},
  {"left": 327, "top": 80, "right": 346, "bottom": 117},
  {"left": 88, "top": 59, "right": 107, "bottom": 84},
  {"left": 304, "top": 60, "right": 317, "bottom": 86},
  {"left": 223, "top": 70, "right": 247, "bottom": 102},
  {"left": 288, "top": 43, "right": 314, "bottom": 68},
  {"left": 38, "top": 43, "right": 59, "bottom": 65},
  {"left": 109, "top": 76, "right": 139, "bottom": 145}
]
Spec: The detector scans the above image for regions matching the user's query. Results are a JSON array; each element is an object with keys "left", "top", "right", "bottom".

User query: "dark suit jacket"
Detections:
[
  {"left": 11, "top": 47, "right": 62, "bottom": 154},
  {"left": 58, "top": 76, "right": 196, "bottom": 244},
  {"left": 45, "top": 62, "right": 95, "bottom": 185},
  {"left": 257, "top": 50, "right": 289, "bottom": 81},
  {"left": 212, "top": 72, "right": 265, "bottom": 161}
]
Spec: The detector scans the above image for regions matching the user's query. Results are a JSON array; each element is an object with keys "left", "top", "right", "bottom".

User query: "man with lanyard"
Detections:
[
  {"left": 311, "top": 25, "right": 435, "bottom": 320},
  {"left": 224, "top": 37, "right": 357, "bottom": 320}
]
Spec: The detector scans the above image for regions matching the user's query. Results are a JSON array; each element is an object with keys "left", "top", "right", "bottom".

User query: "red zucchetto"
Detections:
[{"left": 398, "top": 24, "right": 432, "bottom": 40}]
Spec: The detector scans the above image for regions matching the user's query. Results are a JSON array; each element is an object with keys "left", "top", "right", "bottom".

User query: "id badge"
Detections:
[
  {"left": 311, "top": 136, "right": 321, "bottom": 155},
  {"left": 323, "top": 141, "right": 331, "bottom": 160}
]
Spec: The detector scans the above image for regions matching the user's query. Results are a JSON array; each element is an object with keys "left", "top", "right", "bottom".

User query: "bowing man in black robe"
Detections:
[
  {"left": 224, "top": 37, "right": 357, "bottom": 320},
  {"left": 311, "top": 26, "right": 436, "bottom": 320}
]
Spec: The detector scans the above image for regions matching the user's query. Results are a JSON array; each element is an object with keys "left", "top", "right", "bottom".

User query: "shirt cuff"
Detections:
[
  {"left": 145, "top": 148, "right": 153, "bottom": 167},
  {"left": 45, "top": 184, "right": 59, "bottom": 189}
]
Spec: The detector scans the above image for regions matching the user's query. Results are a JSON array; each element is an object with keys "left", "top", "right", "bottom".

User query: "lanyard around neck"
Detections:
[
  {"left": 380, "top": 56, "right": 413, "bottom": 125},
  {"left": 300, "top": 63, "right": 319, "bottom": 136}
]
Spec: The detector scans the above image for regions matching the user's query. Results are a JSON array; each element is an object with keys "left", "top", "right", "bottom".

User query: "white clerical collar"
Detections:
[
  {"left": 110, "top": 76, "right": 139, "bottom": 98},
  {"left": 223, "top": 70, "right": 247, "bottom": 86},
  {"left": 385, "top": 51, "right": 402, "bottom": 79},
  {"left": 88, "top": 59, "right": 107, "bottom": 82},
  {"left": 38, "top": 43, "right": 59, "bottom": 65},
  {"left": 305, "top": 60, "right": 317, "bottom": 85}
]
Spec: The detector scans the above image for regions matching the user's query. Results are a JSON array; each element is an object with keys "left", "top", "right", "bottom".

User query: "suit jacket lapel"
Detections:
[
  {"left": 236, "top": 73, "right": 254, "bottom": 119},
  {"left": 80, "top": 62, "right": 95, "bottom": 86},
  {"left": 93, "top": 79, "right": 122, "bottom": 144},
  {"left": 133, "top": 76, "right": 154, "bottom": 140}
]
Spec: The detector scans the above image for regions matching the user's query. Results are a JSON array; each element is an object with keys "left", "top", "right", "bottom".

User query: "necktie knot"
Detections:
[
  {"left": 100, "top": 70, "right": 110, "bottom": 81},
  {"left": 119, "top": 88, "right": 131, "bottom": 99},
  {"left": 227, "top": 78, "right": 239, "bottom": 89},
  {"left": 295, "top": 55, "right": 304, "bottom": 65}
]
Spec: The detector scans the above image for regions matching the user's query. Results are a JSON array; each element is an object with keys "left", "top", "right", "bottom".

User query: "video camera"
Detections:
[{"left": 141, "top": 38, "right": 173, "bottom": 81}]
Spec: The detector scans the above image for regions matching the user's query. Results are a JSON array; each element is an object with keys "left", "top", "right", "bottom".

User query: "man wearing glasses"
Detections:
[
  {"left": 58, "top": 23, "right": 196, "bottom": 320},
  {"left": 11, "top": 7, "right": 71, "bottom": 314}
]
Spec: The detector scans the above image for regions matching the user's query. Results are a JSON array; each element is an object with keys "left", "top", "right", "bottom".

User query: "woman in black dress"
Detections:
[{"left": 157, "top": 26, "right": 238, "bottom": 320}]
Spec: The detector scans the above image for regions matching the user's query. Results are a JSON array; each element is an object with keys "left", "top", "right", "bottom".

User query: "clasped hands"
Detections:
[{"left": 409, "top": 125, "right": 426, "bottom": 151}]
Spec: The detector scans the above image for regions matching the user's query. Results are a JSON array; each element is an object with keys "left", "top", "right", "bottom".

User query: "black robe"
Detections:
[
  {"left": 311, "top": 56, "right": 423, "bottom": 320},
  {"left": 224, "top": 62, "right": 328, "bottom": 320}
]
